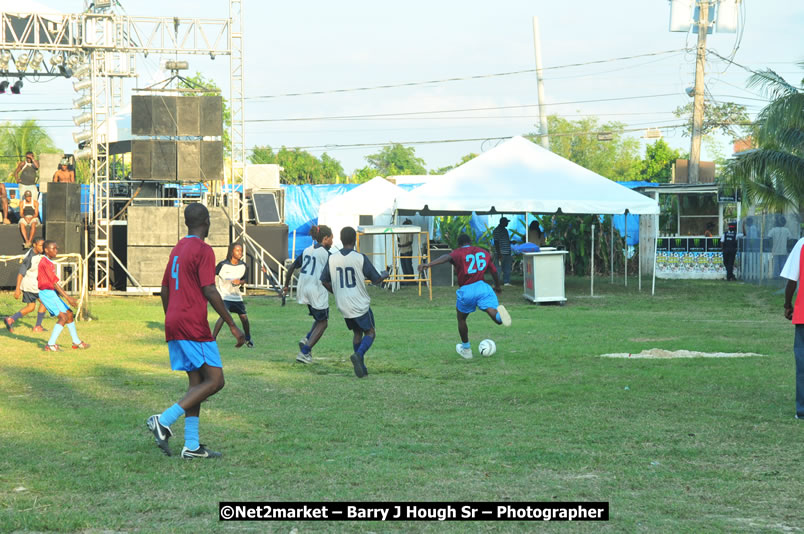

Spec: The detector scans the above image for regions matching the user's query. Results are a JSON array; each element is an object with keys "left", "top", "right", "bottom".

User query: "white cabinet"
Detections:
[{"left": 522, "top": 251, "right": 568, "bottom": 303}]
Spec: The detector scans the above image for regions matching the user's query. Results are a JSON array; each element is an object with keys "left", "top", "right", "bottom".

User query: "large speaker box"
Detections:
[
  {"left": 151, "top": 96, "right": 177, "bottom": 137},
  {"left": 200, "top": 96, "right": 223, "bottom": 137},
  {"left": 46, "top": 182, "right": 81, "bottom": 223},
  {"left": 245, "top": 224, "right": 289, "bottom": 282},
  {"left": 177, "top": 141, "right": 201, "bottom": 180},
  {"left": 200, "top": 141, "right": 223, "bottom": 180},
  {"left": 45, "top": 221, "right": 82, "bottom": 254},
  {"left": 177, "top": 97, "right": 200, "bottom": 136},
  {"left": 131, "top": 95, "right": 153, "bottom": 136}
]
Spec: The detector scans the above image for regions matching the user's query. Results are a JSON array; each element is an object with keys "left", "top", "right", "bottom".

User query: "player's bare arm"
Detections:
[
  {"left": 785, "top": 279, "right": 796, "bottom": 320},
  {"left": 160, "top": 285, "right": 170, "bottom": 313},
  {"left": 202, "top": 284, "right": 245, "bottom": 347},
  {"left": 53, "top": 282, "right": 77, "bottom": 308},
  {"left": 490, "top": 268, "right": 502, "bottom": 294},
  {"left": 418, "top": 253, "right": 453, "bottom": 272}
]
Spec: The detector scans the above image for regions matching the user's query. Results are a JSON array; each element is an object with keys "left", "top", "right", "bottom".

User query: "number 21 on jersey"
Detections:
[{"left": 465, "top": 252, "right": 487, "bottom": 274}]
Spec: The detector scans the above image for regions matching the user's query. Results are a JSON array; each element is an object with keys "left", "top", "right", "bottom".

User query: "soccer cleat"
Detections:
[
  {"left": 146, "top": 414, "right": 173, "bottom": 457},
  {"left": 181, "top": 444, "right": 222, "bottom": 459},
  {"left": 43, "top": 344, "right": 61, "bottom": 352},
  {"left": 497, "top": 305, "right": 512, "bottom": 327},
  {"left": 350, "top": 352, "right": 367, "bottom": 378},
  {"left": 246, "top": 340, "right": 254, "bottom": 348},
  {"left": 4, "top": 316, "right": 14, "bottom": 333},
  {"left": 296, "top": 351, "right": 312, "bottom": 364},
  {"left": 32, "top": 325, "right": 47, "bottom": 333},
  {"left": 72, "top": 342, "right": 90, "bottom": 349},
  {"left": 455, "top": 344, "right": 473, "bottom": 360}
]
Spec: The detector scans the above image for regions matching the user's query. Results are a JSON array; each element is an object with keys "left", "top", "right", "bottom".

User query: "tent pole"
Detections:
[
  {"left": 652, "top": 213, "right": 658, "bottom": 295},
  {"left": 638, "top": 222, "right": 642, "bottom": 292},
  {"left": 624, "top": 214, "right": 628, "bottom": 287},
  {"left": 591, "top": 224, "right": 595, "bottom": 297},
  {"left": 610, "top": 218, "right": 614, "bottom": 284}
]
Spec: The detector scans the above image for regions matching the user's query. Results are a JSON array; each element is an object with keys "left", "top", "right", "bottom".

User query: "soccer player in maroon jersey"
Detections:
[
  {"left": 419, "top": 233, "right": 511, "bottom": 359},
  {"left": 146, "top": 203, "right": 245, "bottom": 459}
]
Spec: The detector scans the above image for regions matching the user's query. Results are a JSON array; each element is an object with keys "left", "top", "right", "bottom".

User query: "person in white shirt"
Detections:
[
  {"left": 320, "top": 226, "right": 388, "bottom": 378},
  {"left": 768, "top": 216, "right": 793, "bottom": 278},
  {"left": 212, "top": 243, "right": 252, "bottom": 347},
  {"left": 284, "top": 225, "right": 333, "bottom": 364}
]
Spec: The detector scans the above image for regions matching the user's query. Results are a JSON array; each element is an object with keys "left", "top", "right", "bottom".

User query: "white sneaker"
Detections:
[
  {"left": 503, "top": 283, "right": 512, "bottom": 286},
  {"left": 497, "top": 305, "right": 512, "bottom": 327},
  {"left": 455, "top": 344, "right": 473, "bottom": 359},
  {"left": 296, "top": 351, "right": 312, "bottom": 364}
]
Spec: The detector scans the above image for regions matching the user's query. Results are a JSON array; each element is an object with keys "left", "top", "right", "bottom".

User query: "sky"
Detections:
[{"left": 3, "top": 0, "right": 803, "bottom": 176}]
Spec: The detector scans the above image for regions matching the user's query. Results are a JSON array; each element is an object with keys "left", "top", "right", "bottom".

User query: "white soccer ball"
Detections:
[{"left": 478, "top": 339, "right": 496, "bottom": 356}]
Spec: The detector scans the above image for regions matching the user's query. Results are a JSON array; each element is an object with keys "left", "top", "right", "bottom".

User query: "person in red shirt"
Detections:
[
  {"left": 781, "top": 236, "right": 804, "bottom": 420},
  {"left": 418, "top": 233, "right": 511, "bottom": 359},
  {"left": 146, "top": 203, "right": 245, "bottom": 459},
  {"left": 37, "top": 240, "right": 88, "bottom": 351}
]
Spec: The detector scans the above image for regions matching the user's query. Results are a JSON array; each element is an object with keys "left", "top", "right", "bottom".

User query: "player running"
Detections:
[
  {"left": 320, "top": 226, "right": 388, "bottom": 378},
  {"left": 284, "top": 224, "right": 333, "bottom": 364},
  {"left": 146, "top": 203, "right": 245, "bottom": 459},
  {"left": 38, "top": 240, "right": 89, "bottom": 351},
  {"left": 418, "top": 233, "right": 511, "bottom": 359},
  {"left": 212, "top": 243, "right": 253, "bottom": 347},
  {"left": 4, "top": 237, "right": 48, "bottom": 334}
]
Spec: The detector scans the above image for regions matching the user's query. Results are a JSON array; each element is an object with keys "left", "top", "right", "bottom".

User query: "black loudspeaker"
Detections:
[
  {"left": 200, "top": 96, "right": 223, "bottom": 137},
  {"left": 131, "top": 139, "right": 152, "bottom": 179},
  {"left": 245, "top": 224, "right": 289, "bottom": 281},
  {"left": 46, "top": 182, "right": 81, "bottom": 223},
  {"left": 45, "top": 221, "right": 82, "bottom": 254},
  {"left": 151, "top": 140, "right": 177, "bottom": 179},
  {"left": 200, "top": 141, "right": 223, "bottom": 180},
  {"left": 131, "top": 95, "right": 153, "bottom": 136},
  {"left": 152, "top": 96, "right": 177, "bottom": 136},
  {"left": 252, "top": 192, "right": 281, "bottom": 224},
  {"left": 177, "top": 97, "right": 200, "bottom": 136},
  {"left": 177, "top": 141, "right": 201, "bottom": 180}
]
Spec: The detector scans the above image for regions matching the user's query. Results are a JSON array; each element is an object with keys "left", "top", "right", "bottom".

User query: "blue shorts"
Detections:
[
  {"left": 308, "top": 305, "right": 329, "bottom": 322},
  {"left": 456, "top": 281, "right": 498, "bottom": 314},
  {"left": 39, "top": 289, "right": 70, "bottom": 316},
  {"left": 168, "top": 340, "right": 222, "bottom": 372},
  {"left": 345, "top": 309, "right": 375, "bottom": 332}
]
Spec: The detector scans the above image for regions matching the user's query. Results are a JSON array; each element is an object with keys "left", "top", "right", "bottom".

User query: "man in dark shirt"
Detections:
[
  {"left": 13, "top": 151, "right": 39, "bottom": 200},
  {"left": 493, "top": 216, "right": 513, "bottom": 285},
  {"left": 723, "top": 221, "right": 738, "bottom": 281}
]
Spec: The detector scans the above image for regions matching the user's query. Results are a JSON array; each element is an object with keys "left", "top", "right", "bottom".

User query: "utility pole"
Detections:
[
  {"left": 532, "top": 16, "right": 550, "bottom": 150},
  {"left": 689, "top": 0, "right": 710, "bottom": 184}
]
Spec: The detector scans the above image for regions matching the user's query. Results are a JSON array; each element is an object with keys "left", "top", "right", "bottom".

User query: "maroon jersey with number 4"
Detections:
[
  {"left": 449, "top": 245, "right": 497, "bottom": 287},
  {"left": 161, "top": 236, "right": 216, "bottom": 342}
]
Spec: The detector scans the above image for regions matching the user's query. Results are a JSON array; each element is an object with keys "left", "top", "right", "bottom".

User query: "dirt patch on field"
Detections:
[{"left": 601, "top": 349, "right": 765, "bottom": 359}]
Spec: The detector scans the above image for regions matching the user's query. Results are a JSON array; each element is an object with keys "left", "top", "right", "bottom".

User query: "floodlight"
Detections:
[
  {"left": 11, "top": 80, "right": 22, "bottom": 94},
  {"left": 0, "top": 51, "right": 10, "bottom": 71},
  {"left": 66, "top": 54, "right": 82, "bottom": 69},
  {"left": 73, "top": 94, "right": 92, "bottom": 108},
  {"left": 74, "top": 147, "right": 93, "bottom": 160},
  {"left": 73, "top": 78, "right": 91, "bottom": 92},
  {"left": 73, "top": 130, "right": 92, "bottom": 144},
  {"left": 50, "top": 54, "right": 64, "bottom": 67},
  {"left": 30, "top": 52, "right": 44, "bottom": 71},
  {"left": 73, "top": 64, "right": 90, "bottom": 79},
  {"left": 15, "top": 54, "right": 28, "bottom": 70},
  {"left": 73, "top": 112, "right": 92, "bottom": 126},
  {"left": 0, "top": 81, "right": 8, "bottom": 93}
]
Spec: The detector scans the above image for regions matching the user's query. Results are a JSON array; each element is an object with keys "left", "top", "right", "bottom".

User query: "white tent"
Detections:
[{"left": 396, "top": 136, "right": 659, "bottom": 216}]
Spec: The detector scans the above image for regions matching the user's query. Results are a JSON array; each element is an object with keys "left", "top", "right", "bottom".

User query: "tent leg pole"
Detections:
[
  {"left": 624, "top": 215, "right": 628, "bottom": 287},
  {"left": 610, "top": 219, "right": 614, "bottom": 284},
  {"left": 591, "top": 224, "right": 595, "bottom": 297},
  {"left": 652, "top": 213, "right": 658, "bottom": 295}
]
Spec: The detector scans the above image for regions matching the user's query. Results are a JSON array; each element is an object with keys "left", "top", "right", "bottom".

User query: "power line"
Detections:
[{"left": 246, "top": 49, "right": 688, "bottom": 100}]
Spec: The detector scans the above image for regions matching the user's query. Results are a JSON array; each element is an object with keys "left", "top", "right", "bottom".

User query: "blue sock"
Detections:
[
  {"left": 35, "top": 312, "right": 46, "bottom": 327},
  {"left": 357, "top": 335, "right": 374, "bottom": 357},
  {"left": 48, "top": 324, "right": 64, "bottom": 346},
  {"left": 301, "top": 344, "right": 311, "bottom": 355},
  {"left": 66, "top": 322, "right": 81, "bottom": 344},
  {"left": 184, "top": 416, "right": 199, "bottom": 451},
  {"left": 160, "top": 403, "right": 185, "bottom": 427},
  {"left": 495, "top": 312, "right": 502, "bottom": 324},
  {"left": 10, "top": 312, "right": 23, "bottom": 322},
  {"left": 353, "top": 342, "right": 361, "bottom": 354},
  {"left": 462, "top": 342, "right": 471, "bottom": 349},
  {"left": 306, "top": 327, "right": 314, "bottom": 340}
]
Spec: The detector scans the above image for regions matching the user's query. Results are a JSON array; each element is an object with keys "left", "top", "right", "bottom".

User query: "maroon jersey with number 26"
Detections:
[{"left": 449, "top": 246, "right": 497, "bottom": 287}]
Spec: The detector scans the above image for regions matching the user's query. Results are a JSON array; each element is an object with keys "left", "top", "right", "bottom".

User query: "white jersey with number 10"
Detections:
[{"left": 322, "top": 249, "right": 382, "bottom": 319}]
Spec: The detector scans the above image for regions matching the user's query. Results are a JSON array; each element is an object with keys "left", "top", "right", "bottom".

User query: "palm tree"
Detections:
[
  {"left": 727, "top": 63, "right": 804, "bottom": 219},
  {"left": 0, "top": 119, "right": 59, "bottom": 179}
]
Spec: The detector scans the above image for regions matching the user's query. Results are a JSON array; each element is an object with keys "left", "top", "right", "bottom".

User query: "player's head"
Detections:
[
  {"left": 32, "top": 237, "right": 45, "bottom": 254},
  {"left": 23, "top": 190, "right": 32, "bottom": 200},
  {"left": 340, "top": 226, "right": 356, "bottom": 247},
  {"left": 312, "top": 224, "right": 333, "bottom": 248},
  {"left": 227, "top": 243, "right": 243, "bottom": 261},
  {"left": 457, "top": 233, "right": 471, "bottom": 247},
  {"left": 777, "top": 215, "right": 786, "bottom": 227},
  {"left": 43, "top": 240, "right": 59, "bottom": 258},
  {"left": 184, "top": 203, "right": 210, "bottom": 238},
  {"left": 528, "top": 220, "right": 542, "bottom": 237}
]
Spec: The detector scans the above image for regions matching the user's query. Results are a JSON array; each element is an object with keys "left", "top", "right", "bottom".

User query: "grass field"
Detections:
[{"left": 0, "top": 277, "right": 801, "bottom": 533}]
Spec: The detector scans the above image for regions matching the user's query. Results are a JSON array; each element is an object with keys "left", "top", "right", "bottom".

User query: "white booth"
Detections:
[{"left": 522, "top": 249, "right": 568, "bottom": 303}]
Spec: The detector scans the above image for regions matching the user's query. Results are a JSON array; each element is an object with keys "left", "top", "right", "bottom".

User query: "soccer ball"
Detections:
[{"left": 478, "top": 339, "right": 496, "bottom": 356}]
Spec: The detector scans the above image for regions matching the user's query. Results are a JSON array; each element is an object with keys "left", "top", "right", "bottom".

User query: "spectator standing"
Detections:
[
  {"left": 398, "top": 219, "right": 415, "bottom": 285},
  {"left": 768, "top": 216, "right": 793, "bottom": 278},
  {"left": 493, "top": 216, "right": 512, "bottom": 286},
  {"left": 13, "top": 151, "right": 39, "bottom": 200},
  {"left": 52, "top": 161, "right": 75, "bottom": 183}
]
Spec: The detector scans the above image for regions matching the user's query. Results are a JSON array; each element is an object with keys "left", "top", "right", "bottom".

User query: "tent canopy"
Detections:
[{"left": 396, "top": 136, "right": 659, "bottom": 216}]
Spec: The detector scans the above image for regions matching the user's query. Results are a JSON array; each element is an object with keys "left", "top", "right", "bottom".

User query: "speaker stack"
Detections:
[{"left": 45, "top": 182, "right": 82, "bottom": 255}]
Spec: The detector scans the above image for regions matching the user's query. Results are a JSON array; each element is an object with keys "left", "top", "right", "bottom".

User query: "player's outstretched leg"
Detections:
[
  {"left": 297, "top": 317, "right": 327, "bottom": 364},
  {"left": 45, "top": 311, "right": 69, "bottom": 351},
  {"left": 65, "top": 311, "right": 89, "bottom": 349},
  {"left": 455, "top": 310, "right": 473, "bottom": 359},
  {"left": 484, "top": 306, "right": 511, "bottom": 327},
  {"left": 33, "top": 302, "right": 47, "bottom": 332},
  {"left": 180, "top": 368, "right": 222, "bottom": 459},
  {"left": 239, "top": 314, "right": 252, "bottom": 347}
]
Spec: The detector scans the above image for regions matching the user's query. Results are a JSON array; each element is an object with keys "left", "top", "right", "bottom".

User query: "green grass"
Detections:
[{"left": 0, "top": 277, "right": 801, "bottom": 533}]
